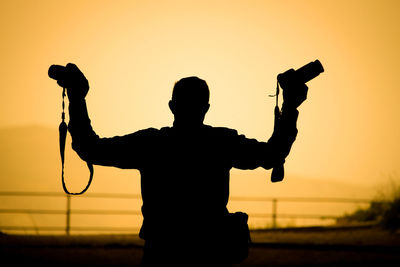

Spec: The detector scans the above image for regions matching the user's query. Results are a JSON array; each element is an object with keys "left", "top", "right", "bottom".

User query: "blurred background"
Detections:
[{"left": 0, "top": 0, "right": 399, "bottom": 235}]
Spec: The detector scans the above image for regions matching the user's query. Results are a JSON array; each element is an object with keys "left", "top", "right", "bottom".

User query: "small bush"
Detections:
[
  {"left": 337, "top": 201, "right": 389, "bottom": 225},
  {"left": 381, "top": 195, "right": 400, "bottom": 231},
  {"left": 337, "top": 177, "right": 400, "bottom": 231}
]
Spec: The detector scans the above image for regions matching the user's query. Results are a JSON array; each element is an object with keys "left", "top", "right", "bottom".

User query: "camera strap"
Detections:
[
  {"left": 269, "top": 80, "right": 282, "bottom": 125},
  {"left": 269, "top": 80, "right": 281, "bottom": 110},
  {"left": 59, "top": 88, "right": 94, "bottom": 195},
  {"left": 270, "top": 80, "right": 285, "bottom": 182}
]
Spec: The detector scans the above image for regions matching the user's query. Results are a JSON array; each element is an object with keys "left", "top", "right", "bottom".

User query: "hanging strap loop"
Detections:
[{"left": 59, "top": 88, "right": 94, "bottom": 195}]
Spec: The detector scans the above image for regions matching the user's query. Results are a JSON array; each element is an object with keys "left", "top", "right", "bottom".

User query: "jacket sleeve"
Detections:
[
  {"left": 67, "top": 99, "right": 156, "bottom": 169},
  {"left": 229, "top": 106, "right": 298, "bottom": 170}
]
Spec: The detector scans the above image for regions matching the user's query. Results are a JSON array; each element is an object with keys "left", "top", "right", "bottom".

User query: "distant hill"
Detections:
[{"left": 230, "top": 169, "right": 376, "bottom": 199}]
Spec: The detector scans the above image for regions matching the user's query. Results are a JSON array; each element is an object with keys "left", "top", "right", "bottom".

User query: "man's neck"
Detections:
[{"left": 173, "top": 120, "right": 204, "bottom": 130}]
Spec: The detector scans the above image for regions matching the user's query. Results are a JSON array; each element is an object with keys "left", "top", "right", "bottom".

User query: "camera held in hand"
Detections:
[
  {"left": 48, "top": 63, "right": 89, "bottom": 99},
  {"left": 48, "top": 65, "right": 68, "bottom": 81},
  {"left": 271, "top": 60, "right": 324, "bottom": 182}
]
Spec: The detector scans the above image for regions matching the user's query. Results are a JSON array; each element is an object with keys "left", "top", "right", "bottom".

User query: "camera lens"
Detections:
[{"left": 296, "top": 60, "right": 324, "bottom": 84}]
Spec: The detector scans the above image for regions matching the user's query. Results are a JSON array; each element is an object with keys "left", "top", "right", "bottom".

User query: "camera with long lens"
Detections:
[{"left": 277, "top": 60, "right": 324, "bottom": 89}]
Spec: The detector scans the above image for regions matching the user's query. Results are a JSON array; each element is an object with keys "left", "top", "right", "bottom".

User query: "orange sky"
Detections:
[{"left": 0, "top": 0, "right": 399, "bottom": 187}]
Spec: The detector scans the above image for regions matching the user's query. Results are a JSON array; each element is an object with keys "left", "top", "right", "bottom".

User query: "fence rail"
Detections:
[{"left": 0, "top": 191, "right": 373, "bottom": 235}]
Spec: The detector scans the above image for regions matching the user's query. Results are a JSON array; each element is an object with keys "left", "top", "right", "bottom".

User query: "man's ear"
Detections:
[{"left": 168, "top": 100, "right": 175, "bottom": 114}]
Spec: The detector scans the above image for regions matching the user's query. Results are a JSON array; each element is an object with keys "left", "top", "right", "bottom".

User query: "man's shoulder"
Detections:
[
  {"left": 124, "top": 127, "right": 160, "bottom": 138},
  {"left": 139, "top": 127, "right": 160, "bottom": 134},
  {"left": 203, "top": 125, "right": 238, "bottom": 136}
]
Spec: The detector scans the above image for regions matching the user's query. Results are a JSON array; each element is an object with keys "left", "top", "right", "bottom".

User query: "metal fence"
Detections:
[{"left": 0, "top": 191, "right": 372, "bottom": 235}]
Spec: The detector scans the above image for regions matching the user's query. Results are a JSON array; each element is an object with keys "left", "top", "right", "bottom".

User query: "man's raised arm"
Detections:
[
  {"left": 49, "top": 63, "right": 149, "bottom": 169},
  {"left": 229, "top": 83, "right": 307, "bottom": 172}
]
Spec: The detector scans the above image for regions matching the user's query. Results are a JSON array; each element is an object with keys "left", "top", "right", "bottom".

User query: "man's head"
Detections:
[{"left": 169, "top": 76, "right": 210, "bottom": 127}]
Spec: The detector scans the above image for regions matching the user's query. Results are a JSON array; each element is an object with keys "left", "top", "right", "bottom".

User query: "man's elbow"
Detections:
[{"left": 71, "top": 141, "right": 94, "bottom": 162}]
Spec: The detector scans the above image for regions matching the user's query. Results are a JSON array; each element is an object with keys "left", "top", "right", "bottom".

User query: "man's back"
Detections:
[{"left": 138, "top": 125, "right": 234, "bottom": 240}]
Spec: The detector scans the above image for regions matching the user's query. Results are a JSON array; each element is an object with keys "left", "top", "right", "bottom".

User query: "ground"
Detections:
[{"left": 1, "top": 225, "right": 399, "bottom": 266}]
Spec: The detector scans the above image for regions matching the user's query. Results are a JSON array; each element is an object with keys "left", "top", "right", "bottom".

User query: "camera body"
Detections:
[
  {"left": 48, "top": 65, "right": 68, "bottom": 81},
  {"left": 277, "top": 60, "right": 324, "bottom": 89},
  {"left": 48, "top": 64, "right": 89, "bottom": 95}
]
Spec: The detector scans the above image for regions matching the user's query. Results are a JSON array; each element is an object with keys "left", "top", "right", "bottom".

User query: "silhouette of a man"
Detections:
[{"left": 54, "top": 63, "right": 307, "bottom": 266}]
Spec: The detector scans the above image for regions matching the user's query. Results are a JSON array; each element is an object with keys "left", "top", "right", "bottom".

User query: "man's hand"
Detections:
[
  {"left": 49, "top": 63, "right": 89, "bottom": 101},
  {"left": 282, "top": 83, "right": 308, "bottom": 110}
]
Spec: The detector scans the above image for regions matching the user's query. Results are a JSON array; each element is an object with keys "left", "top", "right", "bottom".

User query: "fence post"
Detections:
[
  {"left": 272, "top": 198, "right": 277, "bottom": 229},
  {"left": 66, "top": 194, "right": 71, "bottom": 235}
]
